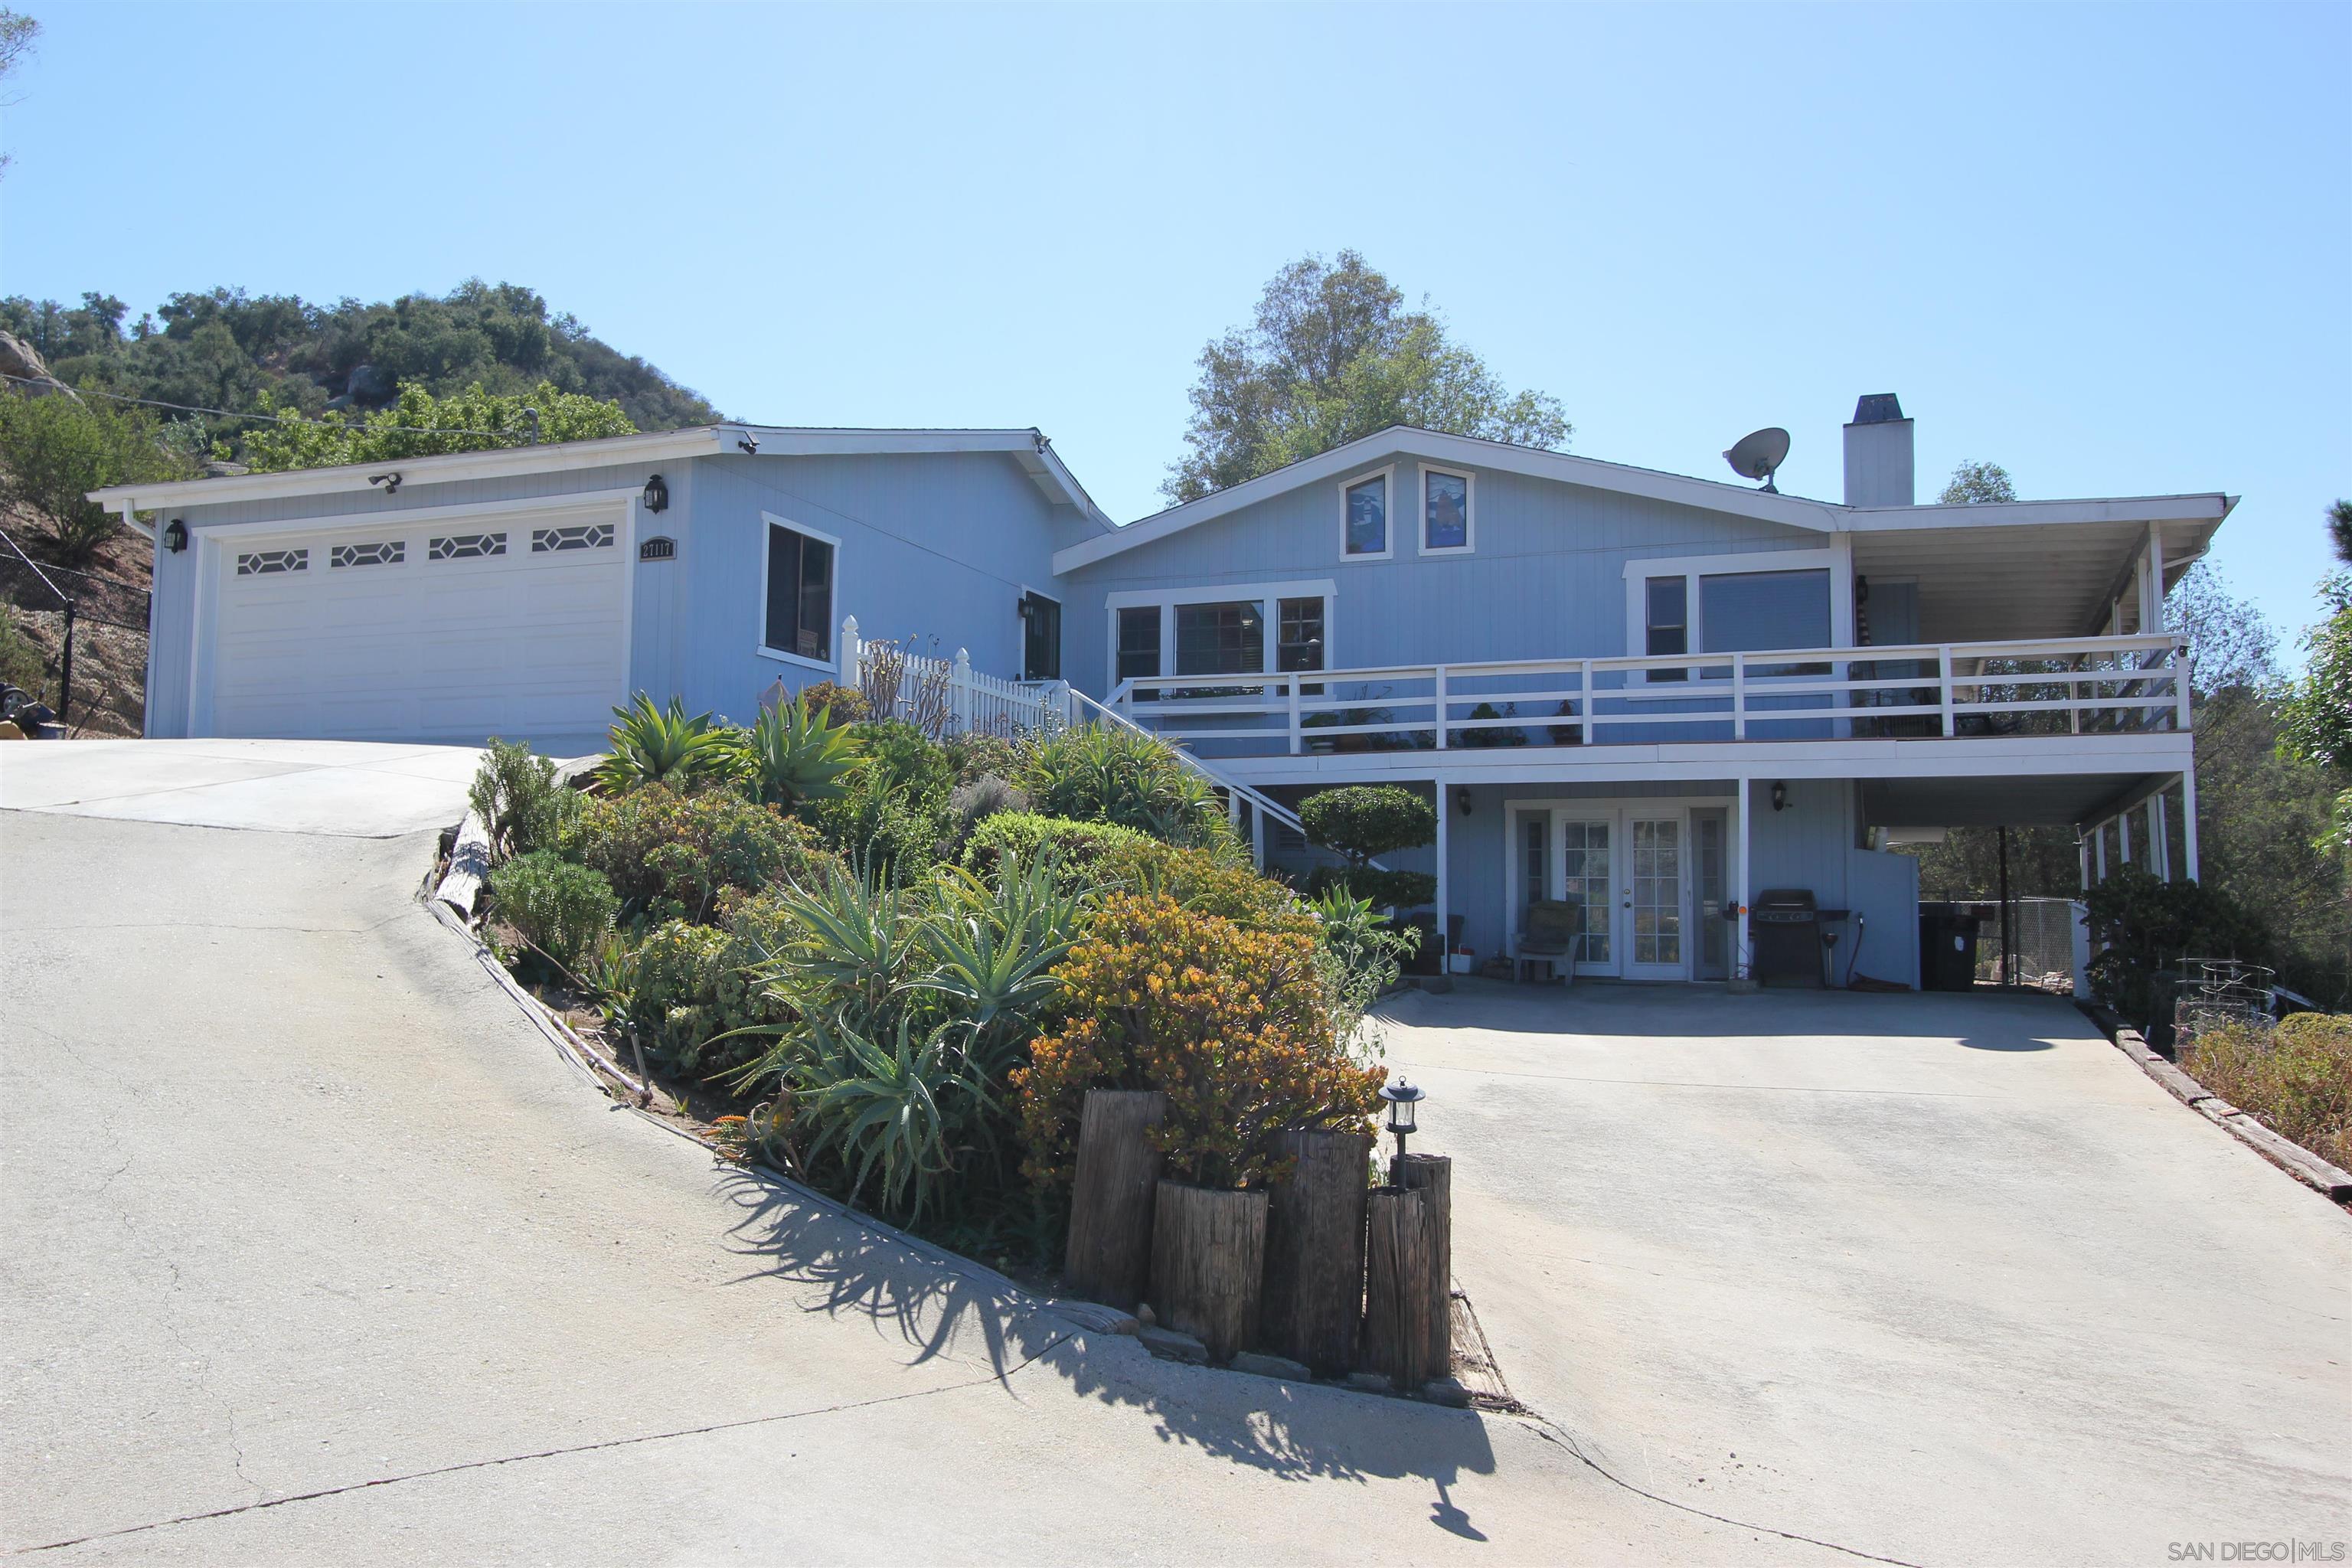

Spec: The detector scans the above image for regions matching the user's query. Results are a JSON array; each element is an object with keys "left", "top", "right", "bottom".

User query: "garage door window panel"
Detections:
[{"left": 430, "top": 533, "right": 507, "bottom": 560}]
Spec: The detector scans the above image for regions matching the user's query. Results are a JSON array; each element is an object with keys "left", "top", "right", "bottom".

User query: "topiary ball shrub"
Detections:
[
  {"left": 488, "top": 851, "right": 616, "bottom": 979},
  {"left": 1014, "top": 892, "right": 1384, "bottom": 1194},
  {"left": 1302, "top": 864, "right": 1438, "bottom": 912},
  {"left": 962, "top": 811, "right": 1158, "bottom": 885},
  {"left": 1298, "top": 785, "right": 1436, "bottom": 865}
]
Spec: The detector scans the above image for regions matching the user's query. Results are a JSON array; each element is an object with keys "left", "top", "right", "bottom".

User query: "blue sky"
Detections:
[{"left": 4, "top": 2, "right": 2346, "bottom": 647}]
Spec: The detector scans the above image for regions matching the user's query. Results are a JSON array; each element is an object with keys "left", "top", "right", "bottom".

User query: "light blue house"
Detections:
[{"left": 94, "top": 396, "right": 2230, "bottom": 991}]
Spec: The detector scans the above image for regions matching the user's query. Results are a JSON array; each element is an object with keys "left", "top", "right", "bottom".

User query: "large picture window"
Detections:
[{"left": 763, "top": 519, "right": 835, "bottom": 664}]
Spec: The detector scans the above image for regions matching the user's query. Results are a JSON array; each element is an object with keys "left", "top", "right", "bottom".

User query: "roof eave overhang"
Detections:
[{"left": 89, "top": 426, "right": 735, "bottom": 512}]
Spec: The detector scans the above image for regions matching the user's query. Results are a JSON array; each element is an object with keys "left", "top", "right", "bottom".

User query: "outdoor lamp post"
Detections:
[{"left": 1380, "top": 1076, "right": 1426, "bottom": 1183}]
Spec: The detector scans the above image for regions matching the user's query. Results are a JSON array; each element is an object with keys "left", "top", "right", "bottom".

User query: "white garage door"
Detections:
[{"left": 204, "top": 508, "right": 628, "bottom": 749}]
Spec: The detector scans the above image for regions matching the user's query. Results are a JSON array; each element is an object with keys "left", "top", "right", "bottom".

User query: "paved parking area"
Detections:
[
  {"left": 1382, "top": 981, "right": 2352, "bottom": 1567},
  {"left": 0, "top": 737, "right": 485, "bottom": 836}
]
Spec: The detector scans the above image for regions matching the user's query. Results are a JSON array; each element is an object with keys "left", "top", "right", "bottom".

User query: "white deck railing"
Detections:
[{"left": 1108, "top": 632, "right": 2189, "bottom": 757}]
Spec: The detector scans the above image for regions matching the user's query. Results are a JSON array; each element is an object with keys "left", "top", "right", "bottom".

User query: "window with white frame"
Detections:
[
  {"left": 1420, "top": 466, "right": 1473, "bottom": 554},
  {"left": 1341, "top": 471, "right": 1390, "bottom": 558},
  {"left": 1106, "top": 580, "right": 1336, "bottom": 691},
  {"left": 1626, "top": 550, "right": 1843, "bottom": 682},
  {"left": 763, "top": 516, "right": 837, "bottom": 664}
]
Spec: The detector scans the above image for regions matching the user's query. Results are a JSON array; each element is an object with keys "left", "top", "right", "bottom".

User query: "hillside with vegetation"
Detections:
[{"left": 1, "top": 279, "right": 722, "bottom": 439}]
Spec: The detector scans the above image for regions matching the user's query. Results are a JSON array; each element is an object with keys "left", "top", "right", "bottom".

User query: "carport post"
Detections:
[
  {"left": 2093, "top": 819, "right": 2107, "bottom": 882},
  {"left": 2180, "top": 770, "right": 2200, "bottom": 882},
  {"left": 2118, "top": 808, "right": 2132, "bottom": 870},
  {"left": 2151, "top": 789, "right": 2171, "bottom": 881},
  {"left": 1733, "top": 776, "right": 1750, "bottom": 980},
  {"left": 2077, "top": 831, "right": 2091, "bottom": 893},
  {"left": 1433, "top": 779, "right": 1450, "bottom": 970}
]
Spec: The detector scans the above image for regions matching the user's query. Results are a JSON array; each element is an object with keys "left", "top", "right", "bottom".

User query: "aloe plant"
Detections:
[
  {"left": 734, "top": 697, "right": 859, "bottom": 808},
  {"left": 595, "top": 694, "right": 738, "bottom": 793}
]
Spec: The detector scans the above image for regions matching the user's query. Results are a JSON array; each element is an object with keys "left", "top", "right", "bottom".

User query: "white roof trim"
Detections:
[
  {"left": 1052, "top": 425, "right": 2236, "bottom": 574},
  {"left": 90, "top": 422, "right": 1111, "bottom": 527}
]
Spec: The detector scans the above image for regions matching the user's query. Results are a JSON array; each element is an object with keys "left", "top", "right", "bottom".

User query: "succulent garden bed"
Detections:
[{"left": 449, "top": 691, "right": 1425, "bottom": 1292}]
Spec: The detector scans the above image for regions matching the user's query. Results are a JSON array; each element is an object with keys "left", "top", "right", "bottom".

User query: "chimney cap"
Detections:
[{"left": 1850, "top": 394, "right": 1906, "bottom": 426}]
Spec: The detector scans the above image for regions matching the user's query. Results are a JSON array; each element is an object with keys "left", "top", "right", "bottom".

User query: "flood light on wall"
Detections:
[
  {"left": 1771, "top": 781, "right": 1790, "bottom": 812},
  {"left": 163, "top": 519, "right": 187, "bottom": 553}
]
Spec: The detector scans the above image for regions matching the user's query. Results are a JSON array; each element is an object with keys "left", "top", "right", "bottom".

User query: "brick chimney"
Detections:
[{"left": 1843, "top": 394, "right": 1913, "bottom": 507}]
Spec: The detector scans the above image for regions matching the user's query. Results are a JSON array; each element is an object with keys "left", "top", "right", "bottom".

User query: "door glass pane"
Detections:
[
  {"left": 1523, "top": 816, "right": 1547, "bottom": 900},
  {"left": 1632, "top": 818, "right": 1683, "bottom": 967},
  {"left": 1695, "top": 811, "right": 1726, "bottom": 979},
  {"left": 1560, "top": 819, "right": 1612, "bottom": 965},
  {"left": 1023, "top": 593, "right": 1060, "bottom": 681}
]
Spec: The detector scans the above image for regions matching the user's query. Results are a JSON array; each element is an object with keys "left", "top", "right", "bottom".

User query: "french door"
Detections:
[{"left": 1534, "top": 807, "right": 1694, "bottom": 979}]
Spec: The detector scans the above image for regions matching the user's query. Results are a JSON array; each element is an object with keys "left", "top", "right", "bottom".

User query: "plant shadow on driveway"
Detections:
[{"left": 709, "top": 1164, "right": 1500, "bottom": 1524}]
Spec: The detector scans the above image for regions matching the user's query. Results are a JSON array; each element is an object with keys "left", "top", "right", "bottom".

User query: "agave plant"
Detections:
[
  {"left": 595, "top": 694, "right": 738, "bottom": 792},
  {"left": 734, "top": 697, "right": 860, "bottom": 808},
  {"left": 789, "top": 1011, "right": 994, "bottom": 1223}
]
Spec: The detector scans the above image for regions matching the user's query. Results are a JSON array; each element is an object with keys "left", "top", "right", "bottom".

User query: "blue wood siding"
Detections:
[
  {"left": 1062, "top": 455, "right": 1828, "bottom": 698},
  {"left": 144, "top": 449, "right": 1080, "bottom": 738}
]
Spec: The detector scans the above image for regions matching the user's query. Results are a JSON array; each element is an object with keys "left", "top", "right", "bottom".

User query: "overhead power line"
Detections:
[{"left": 0, "top": 371, "right": 518, "bottom": 439}]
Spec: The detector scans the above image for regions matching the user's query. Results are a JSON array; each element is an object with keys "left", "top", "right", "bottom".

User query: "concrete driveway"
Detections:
[
  {"left": 2, "top": 745, "right": 1819, "bottom": 1564},
  {"left": 1382, "top": 981, "right": 2352, "bottom": 1567},
  {"left": 0, "top": 737, "right": 488, "bottom": 836}
]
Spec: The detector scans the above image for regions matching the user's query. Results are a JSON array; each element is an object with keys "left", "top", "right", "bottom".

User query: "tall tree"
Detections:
[
  {"left": 1165, "top": 251, "right": 1569, "bottom": 504},
  {"left": 2328, "top": 498, "right": 2351, "bottom": 564},
  {"left": 2171, "top": 561, "right": 2281, "bottom": 697},
  {"left": 1939, "top": 459, "right": 2016, "bottom": 504}
]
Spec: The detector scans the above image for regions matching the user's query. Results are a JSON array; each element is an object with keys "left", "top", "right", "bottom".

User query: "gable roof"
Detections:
[
  {"left": 87, "top": 423, "right": 1110, "bottom": 528},
  {"left": 1050, "top": 425, "right": 2233, "bottom": 576}
]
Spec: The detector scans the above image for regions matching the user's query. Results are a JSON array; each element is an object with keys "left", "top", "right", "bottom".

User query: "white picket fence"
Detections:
[{"left": 838, "top": 616, "right": 1066, "bottom": 739}]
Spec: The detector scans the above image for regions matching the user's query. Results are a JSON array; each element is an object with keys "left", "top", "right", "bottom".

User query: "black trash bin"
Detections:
[{"left": 1917, "top": 903, "right": 1982, "bottom": 991}]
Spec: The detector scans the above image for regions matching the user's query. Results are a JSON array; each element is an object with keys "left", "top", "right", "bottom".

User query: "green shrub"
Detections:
[
  {"left": 487, "top": 851, "right": 616, "bottom": 977},
  {"left": 946, "top": 730, "right": 1020, "bottom": 785},
  {"left": 2184, "top": 1013, "right": 2352, "bottom": 1170},
  {"left": 1308, "top": 887, "right": 1423, "bottom": 1032},
  {"left": 799, "top": 719, "right": 957, "bottom": 881},
  {"left": 962, "top": 812, "right": 1155, "bottom": 883},
  {"left": 0, "top": 610, "right": 50, "bottom": 704},
  {"left": 468, "top": 739, "right": 580, "bottom": 861},
  {"left": 0, "top": 393, "right": 198, "bottom": 568},
  {"left": 2082, "top": 867, "right": 2264, "bottom": 1029},
  {"left": 1303, "top": 864, "right": 1439, "bottom": 912},
  {"left": 1300, "top": 786, "right": 1435, "bottom": 863},
  {"left": 795, "top": 680, "right": 871, "bottom": 726},
  {"left": 1014, "top": 724, "right": 1227, "bottom": 847},
  {"left": 607, "top": 900, "right": 805, "bottom": 1080},
  {"left": 571, "top": 783, "right": 835, "bottom": 922},
  {"left": 595, "top": 694, "right": 740, "bottom": 793}
]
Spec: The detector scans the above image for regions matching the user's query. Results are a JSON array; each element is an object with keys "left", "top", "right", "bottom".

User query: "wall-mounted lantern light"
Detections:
[
  {"left": 1455, "top": 787, "right": 1473, "bottom": 816},
  {"left": 642, "top": 473, "right": 668, "bottom": 514},
  {"left": 1771, "top": 781, "right": 1790, "bottom": 812},
  {"left": 162, "top": 519, "right": 188, "bottom": 554}
]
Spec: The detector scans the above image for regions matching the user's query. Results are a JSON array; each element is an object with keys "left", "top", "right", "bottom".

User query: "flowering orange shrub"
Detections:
[{"left": 1014, "top": 892, "right": 1384, "bottom": 1191}]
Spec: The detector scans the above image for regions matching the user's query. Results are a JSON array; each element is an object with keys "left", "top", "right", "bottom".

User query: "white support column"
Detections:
[
  {"left": 1287, "top": 675, "right": 1302, "bottom": 755},
  {"left": 2151, "top": 789, "right": 2171, "bottom": 881},
  {"left": 2078, "top": 831, "right": 2092, "bottom": 893},
  {"left": 1432, "top": 665, "right": 1449, "bottom": 750},
  {"left": 2180, "top": 769, "right": 2200, "bottom": 882},
  {"left": 2118, "top": 808, "right": 2132, "bottom": 870},
  {"left": 1733, "top": 777, "right": 1751, "bottom": 981},
  {"left": 2094, "top": 819, "right": 2108, "bottom": 881},
  {"left": 1250, "top": 800, "right": 1266, "bottom": 870},
  {"left": 2141, "top": 524, "right": 2165, "bottom": 632},
  {"left": 1433, "top": 779, "right": 1451, "bottom": 971}
]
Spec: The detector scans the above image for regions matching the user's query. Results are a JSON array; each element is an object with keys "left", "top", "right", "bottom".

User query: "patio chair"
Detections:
[{"left": 1517, "top": 897, "right": 1583, "bottom": 985}]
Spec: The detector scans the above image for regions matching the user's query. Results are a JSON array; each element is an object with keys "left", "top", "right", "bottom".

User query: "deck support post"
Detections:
[
  {"left": 2151, "top": 788, "right": 2171, "bottom": 881},
  {"left": 2180, "top": 769, "right": 2200, "bottom": 882},
  {"left": 1433, "top": 779, "right": 1450, "bottom": 972},
  {"left": 2118, "top": 807, "right": 2132, "bottom": 871},
  {"left": 1732, "top": 776, "right": 1751, "bottom": 982}
]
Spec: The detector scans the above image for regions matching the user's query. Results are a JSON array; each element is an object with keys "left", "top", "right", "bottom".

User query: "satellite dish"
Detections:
[{"left": 1723, "top": 427, "right": 1792, "bottom": 493}]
